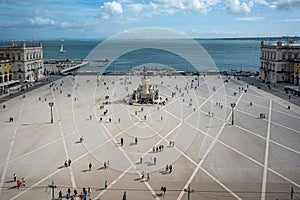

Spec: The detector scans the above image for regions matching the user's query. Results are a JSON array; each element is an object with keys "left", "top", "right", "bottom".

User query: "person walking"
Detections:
[
  {"left": 135, "top": 137, "right": 138, "bottom": 145},
  {"left": 104, "top": 180, "right": 108, "bottom": 189},
  {"left": 74, "top": 188, "right": 78, "bottom": 196},
  {"left": 139, "top": 157, "right": 143, "bottom": 164},
  {"left": 123, "top": 191, "right": 127, "bottom": 200},
  {"left": 58, "top": 190, "right": 62, "bottom": 199},
  {"left": 147, "top": 173, "right": 150, "bottom": 181},
  {"left": 13, "top": 174, "right": 17, "bottom": 182},
  {"left": 141, "top": 171, "right": 144, "bottom": 179},
  {"left": 68, "top": 158, "right": 71, "bottom": 166},
  {"left": 121, "top": 138, "right": 124, "bottom": 146},
  {"left": 89, "top": 162, "right": 92, "bottom": 171},
  {"left": 22, "top": 177, "right": 26, "bottom": 186},
  {"left": 17, "top": 179, "right": 21, "bottom": 189},
  {"left": 169, "top": 164, "right": 173, "bottom": 173},
  {"left": 154, "top": 157, "right": 156, "bottom": 165}
]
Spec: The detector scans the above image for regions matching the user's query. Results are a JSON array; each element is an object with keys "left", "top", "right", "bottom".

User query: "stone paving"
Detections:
[{"left": 0, "top": 74, "right": 299, "bottom": 200}]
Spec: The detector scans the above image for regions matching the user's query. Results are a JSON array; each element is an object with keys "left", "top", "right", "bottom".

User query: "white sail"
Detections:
[{"left": 59, "top": 44, "right": 66, "bottom": 53}]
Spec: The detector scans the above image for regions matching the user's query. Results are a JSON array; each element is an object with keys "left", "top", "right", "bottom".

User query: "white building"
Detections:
[
  {"left": 0, "top": 42, "right": 44, "bottom": 83},
  {"left": 259, "top": 40, "right": 300, "bottom": 86}
]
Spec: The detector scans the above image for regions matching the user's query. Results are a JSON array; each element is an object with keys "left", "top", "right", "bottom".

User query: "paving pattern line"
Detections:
[
  {"left": 92, "top": 76, "right": 195, "bottom": 199},
  {"left": 51, "top": 88, "right": 77, "bottom": 189},
  {"left": 207, "top": 96, "right": 300, "bottom": 155},
  {"left": 235, "top": 107, "right": 300, "bottom": 134},
  {"left": 0, "top": 132, "right": 76, "bottom": 169},
  {"left": 89, "top": 77, "right": 166, "bottom": 200},
  {"left": 0, "top": 99, "right": 25, "bottom": 196},
  {"left": 93, "top": 117, "right": 184, "bottom": 199},
  {"left": 261, "top": 100, "right": 272, "bottom": 200},
  {"left": 94, "top": 117, "right": 162, "bottom": 200},
  {"left": 176, "top": 90, "right": 245, "bottom": 200},
  {"left": 187, "top": 119, "right": 300, "bottom": 188}
]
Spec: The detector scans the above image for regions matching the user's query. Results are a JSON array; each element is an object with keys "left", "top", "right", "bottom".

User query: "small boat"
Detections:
[{"left": 59, "top": 44, "right": 66, "bottom": 53}]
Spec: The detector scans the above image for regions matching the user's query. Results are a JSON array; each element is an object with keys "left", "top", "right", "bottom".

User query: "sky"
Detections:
[{"left": 0, "top": 0, "right": 300, "bottom": 40}]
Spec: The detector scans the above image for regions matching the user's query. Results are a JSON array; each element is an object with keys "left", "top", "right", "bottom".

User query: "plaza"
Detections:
[{"left": 0, "top": 73, "right": 299, "bottom": 200}]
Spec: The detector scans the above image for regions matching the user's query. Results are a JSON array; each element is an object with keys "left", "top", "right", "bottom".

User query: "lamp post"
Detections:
[
  {"left": 48, "top": 102, "right": 54, "bottom": 124},
  {"left": 184, "top": 184, "right": 194, "bottom": 200},
  {"left": 231, "top": 102, "right": 236, "bottom": 125}
]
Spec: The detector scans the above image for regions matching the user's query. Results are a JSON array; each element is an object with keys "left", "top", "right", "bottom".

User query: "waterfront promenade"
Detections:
[{"left": 0, "top": 74, "right": 299, "bottom": 200}]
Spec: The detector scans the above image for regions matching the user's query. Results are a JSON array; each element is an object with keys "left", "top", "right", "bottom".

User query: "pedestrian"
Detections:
[
  {"left": 147, "top": 173, "right": 150, "bottom": 181},
  {"left": 135, "top": 137, "right": 138, "bottom": 145},
  {"left": 153, "top": 147, "right": 155, "bottom": 152},
  {"left": 13, "top": 173, "right": 17, "bottom": 182},
  {"left": 154, "top": 157, "right": 156, "bottom": 164},
  {"left": 123, "top": 191, "right": 127, "bottom": 200},
  {"left": 169, "top": 164, "right": 173, "bottom": 173},
  {"left": 64, "top": 160, "right": 68, "bottom": 167},
  {"left": 163, "top": 186, "right": 166, "bottom": 195},
  {"left": 104, "top": 162, "right": 107, "bottom": 169},
  {"left": 121, "top": 138, "right": 123, "bottom": 146},
  {"left": 68, "top": 188, "right": 71, "bottom": 196},
  {"left": 89, "top": 162, "right": 92, "bottom": 171},
  {"left": 79, "top": 192, "right": 84, "bottom": 199},
  {"left": 22, "top": 177, "right": 26, "bottom": 186},
  {"left": 88, "top": 187, "right": 91, "bottom": 196},
  {"left": 90, "top": 115, "right": 92, "bottom": 120},
  {"left": 140, "top": 157, "right": 143, "bottom": 164},
  {"left": 107, "top": 160, "right": 110, "bottom": 169},
  {"left": 58, "top": 190, "right": 62, "bottom": 199},
  {"left": 166, "top": 164, "right": 169, "bottom": 172},
  {"left": 141, "top": 171, "right": 144, "bottom": 179},
  {"left": 118, "top": 118, "right": 120, "bottom": 123},
  {"left": 74, "top": 189, "right": 78, "bottom": 196},
  {"left": 144, "top": 115, "right": 146, "bottom": 120},
  {"left": 17, "top": 179, "right": 21, "bottom": 189},
  {"left": 68, "top": 159, "right": 71, "bottom": 166},
  {"left": 104, "top": 180, "right": 108, "bottom": 189}
]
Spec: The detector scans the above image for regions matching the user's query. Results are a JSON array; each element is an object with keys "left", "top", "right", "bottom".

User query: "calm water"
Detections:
[{"left": 0, "top": 39, "right": 261, "bottom": 72}]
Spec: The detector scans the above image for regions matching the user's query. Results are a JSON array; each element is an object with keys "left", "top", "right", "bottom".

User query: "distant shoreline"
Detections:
[{"left": 1, "top": 36, "right": 299, "bottom": 42}]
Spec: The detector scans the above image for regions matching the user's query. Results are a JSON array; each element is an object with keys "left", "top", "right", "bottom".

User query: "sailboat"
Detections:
[{"left": 59, "top": 44, "right": 66, "bottom": 53}]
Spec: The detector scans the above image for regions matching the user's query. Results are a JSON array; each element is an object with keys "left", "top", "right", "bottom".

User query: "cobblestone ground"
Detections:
[{"left": 0, "top": 75, "right": 299, "bottom": 200}]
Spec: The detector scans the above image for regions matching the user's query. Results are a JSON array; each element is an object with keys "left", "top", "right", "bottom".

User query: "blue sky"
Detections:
[{"left": 0, "top": 0, "right": 300, "bottom": 39}]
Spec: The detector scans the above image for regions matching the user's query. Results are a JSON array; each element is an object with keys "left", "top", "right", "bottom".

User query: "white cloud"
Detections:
[
  {"left": 127, "top": 3, "right": 144, "bottom": 15},
  {"left": 100, "top": 1, "right": 123, "bottom": 19},
  {"left": 270, "top": 0, "right": 300, "bottom": 10},
  {"left": 29, "top": 16, "right": 55, "bottom": 26},
  {"left": 236, "top": 16, "right": 263, "bottom": 21},
  {"left": 226, "top": 0, "right": 254, "bottom": 15},
  {"left": 60, "top": 21, "right": 72, "bottom": 28}
]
